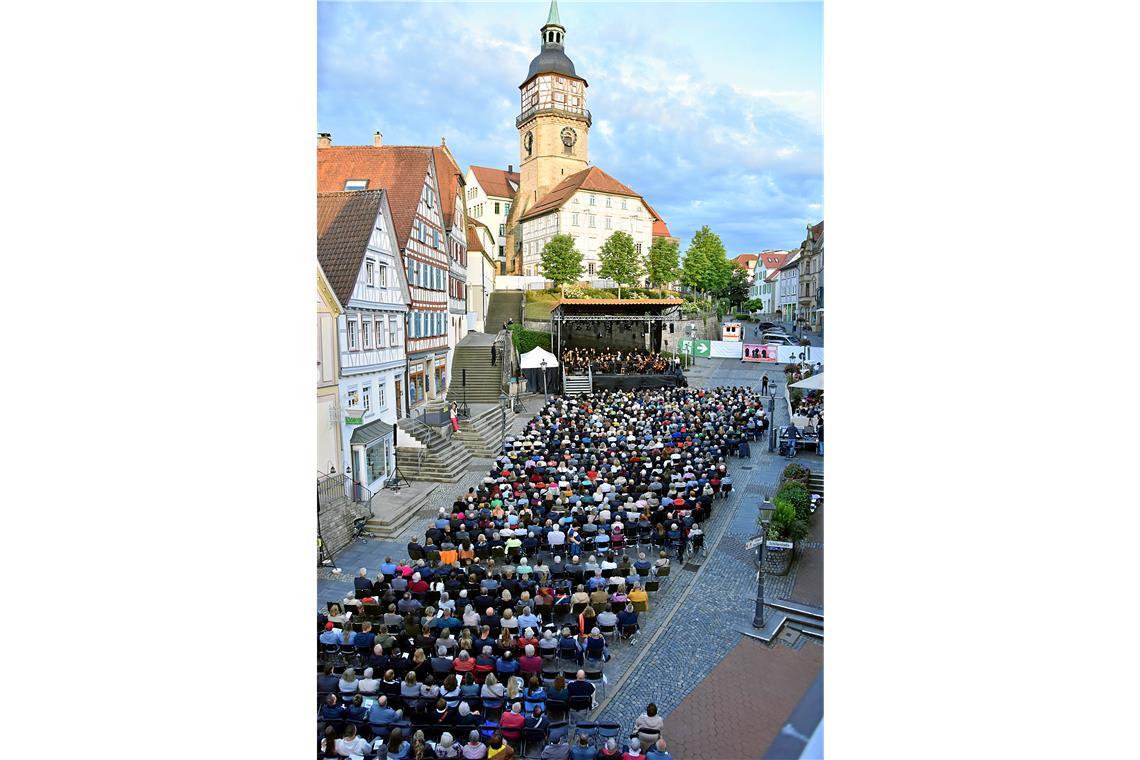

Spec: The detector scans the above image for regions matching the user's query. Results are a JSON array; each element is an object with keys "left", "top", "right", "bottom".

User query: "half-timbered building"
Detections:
[
  {"left": 317, "top": 189, "right": 410, "bottom": 492},
  {"left": 318, "top": 137, "right": 452, "bottom": 411}
]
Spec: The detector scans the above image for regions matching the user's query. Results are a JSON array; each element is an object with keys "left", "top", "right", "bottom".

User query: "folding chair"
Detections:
[
  {"left": 522, "top": 726, "right": 548, "bottom": 759},
  {"left": 644, "top": 580, "right": 660, "bottom": 593},
  {"left": 574, "top": 722, "right": 599, "bottom": 747},
  {"left": 583, "top": 664, "right": 605, "bottom": 699},
  {"left": 567, "top": 695, "right": 592, "bottom": 724},
  {"left": 595, "top": 723, "right": 622, "bottom": 749},
  {"left": 655, "top": 565, "right": 671, "bottom": 579},
  {"left": 597, "top": 622, "right": 618, "bottom": 646}
]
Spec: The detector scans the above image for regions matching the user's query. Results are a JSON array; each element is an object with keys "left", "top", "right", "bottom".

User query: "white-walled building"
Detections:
[
  {"left": 466, "top": 218, "right": 498, "bottom": 331},
  {"left": 433, "top": 146, "right": 471, "bottom": 369},
  {"left": 777, "top": 251, "right": 802, "bottom": 324},
  {"left": 751, "top": 250, "right": 792, "bottom": 312},
  {"left": 318, "top": 190, "right": 410, "bottom": 495},
  {"left": 466, "top": 165, "right": 519, "bottom": 274},
  {"left": 518, "top": 166, "right": 655, "bottom": 281}
]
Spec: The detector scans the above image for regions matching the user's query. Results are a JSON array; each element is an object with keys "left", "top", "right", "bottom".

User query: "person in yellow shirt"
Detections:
[
  {"left": 486, "top": 729, "right": 516, "bottom": 759},
  {"left": 629, "top": 584, "right": 649, "bottom": 611}
]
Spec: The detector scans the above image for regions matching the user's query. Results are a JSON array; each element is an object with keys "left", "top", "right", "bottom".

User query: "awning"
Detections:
[
  {"left": 789, "top": 373, "right": 824, "bottom": 390},
  {"left": 520, "top": 346, "right": 559, "bottom": 369},
  {"left": 350, "top": 418, "right": 394, "bottom": 447}
]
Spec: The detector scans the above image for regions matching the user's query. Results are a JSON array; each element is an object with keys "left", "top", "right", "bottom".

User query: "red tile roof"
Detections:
[
  {"left": 810, "top": 220, "right": 823, "bottom": 239},
  {"left": 316, "top": 190, "right": 386, "bottom": 306},
  {"left": 521, "top": 166, "right": 646, "bottom": 220},
  {"left": 652, "top": 218, "right": 672, "bottom": 238},
  {"left": 465, "top": 222, "right": 485, "bottom": 253},
  {"left": 317, "top": 145, "right": 435, "bottom": 251},
  {"left": 432, "top": 145, "right": 464, "bottom": 231},
  {"left": 758, "top": 251, "right": 792, "bottom": 271},
  {"left": 470, "top": 165, "right": 520, "bottom": 199}
]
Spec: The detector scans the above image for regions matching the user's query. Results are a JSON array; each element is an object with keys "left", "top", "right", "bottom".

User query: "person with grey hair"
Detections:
[
  {"left": 498, "top": 701, "right": 526, "bottom": 743},
  {"left": 462, "top": 603, "right": 480, "bottom": 627},
  {"left": 432, "top": 730, "right": 460, "bottom": 759},
  {"left": 337, "top": 667, "right": 358, "bottom": 695},
  {"left": 461, "top": 730, "right": 487, "bottom": 759},
  {"left": 354, "top": 567, "right": 373, "bottom": 595},
  {"left": 357, "top": 666, "right": 380, "bottom": 695},
  {"left": 645, "top": 739, "right": 672, "bottom": 760}
]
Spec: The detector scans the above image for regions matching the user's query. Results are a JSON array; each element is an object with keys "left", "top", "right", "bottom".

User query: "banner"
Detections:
[{"left": 741, "top": 343, "right": 779, "bottom": 363}]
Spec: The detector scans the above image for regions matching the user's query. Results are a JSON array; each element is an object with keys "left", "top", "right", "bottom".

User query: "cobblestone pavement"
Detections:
[
  {"left": 591, "top": 357, "right": 824, "bottom": 743},
  {"left": 316, "top": 359, "right": 825, "bottom": 756}
]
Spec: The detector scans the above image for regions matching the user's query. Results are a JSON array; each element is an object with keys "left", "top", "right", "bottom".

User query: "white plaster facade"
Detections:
[{"left": 519, "top": 189, "right": 653, "bottom": 281}]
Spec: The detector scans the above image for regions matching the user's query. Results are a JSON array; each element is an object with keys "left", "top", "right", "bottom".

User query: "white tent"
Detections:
[
  {"left": 789, "top": 373, "right": 824, "bottom": 390},
  {"left": 520, "top": 346, "right": 559, "bottom": 369}
]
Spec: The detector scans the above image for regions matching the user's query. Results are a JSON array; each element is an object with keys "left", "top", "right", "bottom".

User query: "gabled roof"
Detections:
[
  {"left": 652, "top": 218, "right": 672, "bottom": 238},
  {"left": 521, "top": 166, "right": 646, "bottom": 221},
  {"left": 733, "top": 253, "right": 759, "bottom": 267},
  {"left": 317, "top": 190, "right": 386, "bottom": 306},
  {"left": 465, "top": 221, "right": 486, "bottom": 253},
  {"left": 778, "top": 251, "right": 802, "bottom": 271},
  {"left": 432, "top": 145, "right": 464, "bottom": 231},
  {"left": 758, "top": 251, "right": 792, "bottom": 272},
  {"left": 810, "top": 220, "right": 824, "bottom": 239},
  {"left": 470, "top": 166, "right": 520, "bottom": 199},
  {"left": 317, "top": 145, "right": 435, "bottom": 251}
]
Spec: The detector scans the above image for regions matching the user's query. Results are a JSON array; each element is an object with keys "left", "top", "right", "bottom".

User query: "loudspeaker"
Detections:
[
  {"left": 393, "top": 424, "right": 399, "bottom": 446},
  {"left": 463, "top": 368, "right": 467, "bottom": 387}
]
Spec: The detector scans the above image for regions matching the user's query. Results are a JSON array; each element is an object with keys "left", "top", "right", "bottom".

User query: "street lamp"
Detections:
[
  {"left": 752, "top": 519, "right": 770, "bottom": 629},
  {"left": 539, "top": 358, "right": 549, "bottom": 398},
  {"left": 767, "top": 382, "right": 778, "bottom": 453}
]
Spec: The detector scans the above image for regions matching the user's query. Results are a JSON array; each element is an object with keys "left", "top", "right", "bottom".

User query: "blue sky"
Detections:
[{"left": 318, "top": 0, "right": 822, "bottom": 255}]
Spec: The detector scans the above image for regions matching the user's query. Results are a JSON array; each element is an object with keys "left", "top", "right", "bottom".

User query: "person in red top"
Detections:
[
  {"left": 517, "top": 644, "right": 543, "bottom": 677},
  {"left": 453, "top": 650, "right": 476, "bottom": 675},
  {"left": 498, "top": 702, "right": 526, "bottom": 742}
]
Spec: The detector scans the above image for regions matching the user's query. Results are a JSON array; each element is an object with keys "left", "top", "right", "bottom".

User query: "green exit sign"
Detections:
[{"left": 345, "top": 416, "right": 363, "bottom": 425}]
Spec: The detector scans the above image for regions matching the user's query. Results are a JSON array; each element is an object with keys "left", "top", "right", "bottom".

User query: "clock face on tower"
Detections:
[
  {"left": 561, "top": 127, "right": 577, "bottom": 148},
  {"left": 523, "top": 131, "right": 534, "bottom": 156}
]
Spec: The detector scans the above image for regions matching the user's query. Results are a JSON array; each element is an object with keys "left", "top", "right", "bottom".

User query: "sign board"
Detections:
[
  {"left": 767, "top": 540, "right": 794, "bottom": 550},
  {"left": 678, "top": 339, "right": 711, "bottom": 357},
  {"left": 345, "top": 417, "right": 363, "bottom": 425},
  {"left": 741, "top": 343, "right": 778, "bottom": 363},
  {"left": 744, "top": 536, "right": 765, "bottom": 550},
  {"left": 745, "top": 537, "right": 795, "bottom": 551}
]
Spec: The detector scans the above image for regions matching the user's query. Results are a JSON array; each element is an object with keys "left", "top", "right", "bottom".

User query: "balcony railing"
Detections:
[{"left": 516, "top": 105, "right": 592, "bottom": 128}]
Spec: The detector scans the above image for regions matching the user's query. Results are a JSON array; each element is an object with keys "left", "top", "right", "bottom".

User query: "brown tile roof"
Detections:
[
  {"left": 470, "top": 165, "right": 520, "bottom": 199},
  {"left": 432, "top": 145, "right": 464, "bottom": 231},
  {"left": 652, "top": 218, "right": 672, "bottom": 238},
  {"left": 810, "top": 220, "right": 824, "bottom": 239},
  {"left": 465, "top": 221, "right": 485, "bottom": 253},
  {"left": 317, "top": 145, "right": 434, "bottom": 251},
  {"left": 521, "top": 166, "right": 645, "bottom": 220},
  {"left": 316, "top": 190, "right": 386, "bottom": 306}
]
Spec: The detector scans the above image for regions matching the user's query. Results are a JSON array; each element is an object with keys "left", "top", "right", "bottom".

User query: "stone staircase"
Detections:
[
  {"left": 485, "top": 290, "right": 524, "bottom": 333},
  {"left": 563, "top": 372, "right": 593, "bottom": 396},
  {"left": 452, "top": 404, "right": 509, "bottom": 458},
  {"left": 395, "top": 402, "right": 474, "bottom": 482},
  {"left": 806, "top": 469, "right": 824, "bottom": 497},
  {"left": 767, "top": 598, "right": 824, "bottom": 640},
  {"left": 447, "top": 333, "right": 504, "bottom": 404},
  {"left": 362, "top": 484, "right": 438, "bottom": 540}
]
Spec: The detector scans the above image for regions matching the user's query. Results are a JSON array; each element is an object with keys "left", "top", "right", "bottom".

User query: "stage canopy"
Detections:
[{"left": 789, "top": 373, "right": 824, "bottom": 390}]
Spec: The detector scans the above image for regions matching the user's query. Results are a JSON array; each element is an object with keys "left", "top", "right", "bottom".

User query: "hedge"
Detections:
[{"left": 510, "top": 324, "right": 552, "bottom": 354}]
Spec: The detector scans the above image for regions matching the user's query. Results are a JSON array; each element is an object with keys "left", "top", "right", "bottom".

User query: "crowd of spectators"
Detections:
[
  {"left": 317, "top": 386, "right": 765, "bottom": 758},
  {"left": 561, "top": 348, "right": 676, "bottom": 376},
  {"left": 792, "top": 390, "right": 823, "bottom": 423}
]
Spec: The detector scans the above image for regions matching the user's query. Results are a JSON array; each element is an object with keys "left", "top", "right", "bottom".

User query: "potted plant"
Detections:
[{"left": 762, "top": 502, "right": 807, "bottom": 575}]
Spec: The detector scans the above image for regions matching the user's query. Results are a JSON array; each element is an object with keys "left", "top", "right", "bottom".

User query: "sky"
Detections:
[{"left": 318, "top": 0, "right": 822, "bottom": 255}]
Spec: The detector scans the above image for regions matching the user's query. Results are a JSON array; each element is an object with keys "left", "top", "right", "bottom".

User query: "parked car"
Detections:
[{"left": 762, "top": 332, "right": 797, "bottom": 346}]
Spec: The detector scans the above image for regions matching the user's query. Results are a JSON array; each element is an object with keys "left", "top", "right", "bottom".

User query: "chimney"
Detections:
[
  {"left": 508, "top": 164, "right": 513, "bottom": 174},
  {"left": 441, "top": 136, "right": 447, "bottom": 147},
  {"left": 373, "top": 131, "right": 383, "bottom": 147},
  {"left": 317, "top": 133, "right": 332, "bottom": 149}
]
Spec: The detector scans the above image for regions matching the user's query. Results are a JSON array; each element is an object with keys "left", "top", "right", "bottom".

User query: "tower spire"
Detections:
[{"left": 546, "top": 0, "right": 561, "bottom": 27}]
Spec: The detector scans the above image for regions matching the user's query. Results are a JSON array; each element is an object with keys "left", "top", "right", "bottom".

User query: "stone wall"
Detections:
[{"left": 319, "top": 500, "right": 369, "bottom": 561}]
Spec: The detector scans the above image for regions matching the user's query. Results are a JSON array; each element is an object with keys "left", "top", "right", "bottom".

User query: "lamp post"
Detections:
[
  {"left": 539, "top": 358, "right": 548, "bottom": 399},
  {"left": 767, "top": 383, "right": 778, "bottom": 453},
  {"left": 752, "top": 519, "right": 769, "bottom": 628}
]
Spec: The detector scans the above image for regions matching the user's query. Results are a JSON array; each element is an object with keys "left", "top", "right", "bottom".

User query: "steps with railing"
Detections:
[
  {"left": 563, "top": 364, "right": 593, "bottom": 396},
  {"left": 451, "top": 404, "right": 510, "bottom": 458},
  {"left": 395, "top": 403, "right": 474, "bottom": 482}
]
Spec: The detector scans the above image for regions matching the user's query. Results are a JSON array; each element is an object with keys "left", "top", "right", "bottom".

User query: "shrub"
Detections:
[
  {"left": 769, "top": 502, "right": 810, "bottom": 542},
  {"left": 743, "top": 298, "right": 765, "bottom": 312},
  {"left": 775, "top": 481, "right": 812, "bottom": 522},
  {"left": 790, "top": 388, "right": 804, "bottom": 407},
  {"left": 733, "top": 312, "right": 750, "bottom": 320},
  {"left": 782, "top": 463, "right": 810, "bottom": 482}
]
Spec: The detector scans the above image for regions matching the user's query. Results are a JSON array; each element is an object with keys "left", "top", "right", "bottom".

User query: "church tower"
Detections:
[{"left": 515, "top": 1, "right": 590, "bottom": 216}]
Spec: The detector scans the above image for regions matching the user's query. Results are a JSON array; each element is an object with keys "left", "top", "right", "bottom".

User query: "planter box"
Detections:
[{"left": 762, "top": 543, "right": 795, "bottom": 575}]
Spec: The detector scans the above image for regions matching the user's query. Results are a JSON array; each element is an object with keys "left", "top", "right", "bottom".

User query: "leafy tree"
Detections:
[
  {"left": 743, "top": 298, "right": 765, "bottom": 312},
  {"left": 683, "top": 226, "right": 729, "bottom": 294},
  {"left": 539, "top": 234, "right": 584, "bottom": 293},
  {"left": 646, "top": 237, "right": 680, "bottom": 288},
  {"left": 723, "top": 266, "right": 751, "bottom": 307},
  {"left": 597, "top": 230, "right": 643, "bottom": 299}
]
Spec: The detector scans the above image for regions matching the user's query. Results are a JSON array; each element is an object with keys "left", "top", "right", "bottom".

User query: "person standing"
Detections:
[
  {"left": 761, "top": 373, "right": 769, "bottom": 395},
  {"left": 816, "top": 417, "right": 824, "bottom": 456},
  {"left": 491, "top": 343, "right": 497, "bottom": 366}
]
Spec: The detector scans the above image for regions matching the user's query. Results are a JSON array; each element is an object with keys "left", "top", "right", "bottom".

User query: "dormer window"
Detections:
[{"left": 344, "top": 179, "right": 368, "bottom": 191}]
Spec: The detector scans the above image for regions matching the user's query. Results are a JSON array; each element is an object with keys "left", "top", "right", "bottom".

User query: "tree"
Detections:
[
  {"left": 724, "top": 266, "right": 751, "bottom": 307},
  {"left": 539, "top": 234, "right": 584, "bottom": 293},
  {"left": 683, "top": 226, "right": 729, "bottom": 294},
  {"left": 597, "top": 230, "right": 643, "bottom": 299},
  {"left": 646, "top": 237, "right": 680, "bottom": 288}
]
